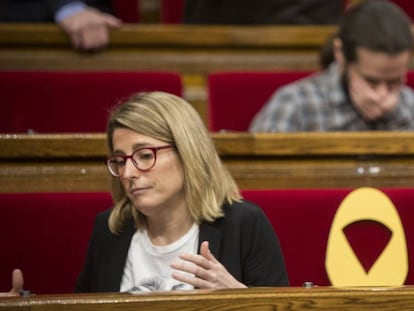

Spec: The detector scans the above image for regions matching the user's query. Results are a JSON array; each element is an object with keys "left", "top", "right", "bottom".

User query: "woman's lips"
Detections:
[{"left": 130, "top": 187, "right": 151, "bottom": 195}]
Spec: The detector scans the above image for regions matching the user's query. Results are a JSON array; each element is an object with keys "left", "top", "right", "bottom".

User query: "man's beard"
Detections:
[{"left": 340, "top": 64, "right": 351, "bottom": 102}]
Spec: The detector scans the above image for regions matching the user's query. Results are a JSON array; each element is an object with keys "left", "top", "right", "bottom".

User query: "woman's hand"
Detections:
[
  {"left": 170, "top": 241, "right": 247, "bottom": 289},
  {"left": 0, "top": 269, "right": 24, "bottom": 297}
]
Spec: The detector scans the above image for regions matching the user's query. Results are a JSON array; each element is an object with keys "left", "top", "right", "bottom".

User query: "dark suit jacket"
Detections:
[
  {"left": 0, "top": 0, "right": 112, "bottom": 22},
  {"left": 75, "top": 199, "right": 289, "bottom": 292},
  {"left": 184, "top": 0, "right": 343, "bottom": 25}
]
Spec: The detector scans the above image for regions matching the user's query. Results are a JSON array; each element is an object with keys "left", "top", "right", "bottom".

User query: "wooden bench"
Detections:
[
  {"left": 3, "top": 24, "right": 414, "bottom": 126},
  {"left": 2, "top": 132, "right": 414, "bottom": 192},
  {"left": 0, "top": 23, "right": 335, "bottom": 124}
]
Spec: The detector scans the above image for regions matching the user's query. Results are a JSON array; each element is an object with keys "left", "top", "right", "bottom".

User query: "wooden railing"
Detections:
[
  {"left": 2, "top": 132, "right": 414, "bottom": 192},
  {"left": 1, "top": 286, "right": 414, "bottom": 310}
]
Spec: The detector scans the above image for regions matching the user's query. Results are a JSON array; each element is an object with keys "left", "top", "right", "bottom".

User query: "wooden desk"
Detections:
[
  {"left": 1, "top": 132, "right": 414, "bottom": 192},
  {"left": 1, "top": 286, "right": 414, "bottom": 310},
  {"left": 0, "top": 24, "right": 334, "bottom": 123}
]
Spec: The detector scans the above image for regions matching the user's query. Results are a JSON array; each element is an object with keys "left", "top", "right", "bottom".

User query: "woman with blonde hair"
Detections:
[{"left": 74, "top": 91, "right": 288, "bottom": 292}]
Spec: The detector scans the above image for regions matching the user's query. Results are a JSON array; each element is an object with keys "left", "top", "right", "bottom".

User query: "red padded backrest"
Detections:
[
  {"left": 0, "top": 192, "right": 113, "bottom": 294},
  {"left": 207, "top": 71, "right": 313, "bottom": 132},
  {"left": 242, "top": 188, "right": 414, "bottom": 287},
  {"left": 161, "top": 0, "right": 185, "bottom": 23},
  {"left": 384, "top": 0, "right": 414, "bottom": 21},
  {"left": 3, "top": 188, "right": 414, "bottom": 293},
  {"left": 111, "top": 0, "right": 140, "bottom": 23},
  {"left": 0, "top": 71, "right": 183, "bottom": 133},
  {"left": 111, "top": 0, "right": 186, "bottom": 23},
  {"left": 343, "top": 1, "right": 414, "bottom": 20},
  {"left": 406, "top": 71, "right": 414, "bottom": 88}
]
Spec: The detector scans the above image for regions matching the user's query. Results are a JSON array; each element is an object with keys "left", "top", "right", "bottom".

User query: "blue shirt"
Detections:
[{"left": 55, "top": 1, "right": 86, "bottom": 22}]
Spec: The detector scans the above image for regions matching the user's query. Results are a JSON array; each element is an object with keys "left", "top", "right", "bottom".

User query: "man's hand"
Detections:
[
  {"left": 58, "top": 7, "right": 122, "bottom": 51},
  {"left": 349, "top": 69, "right": 400, "bottom": 121}
]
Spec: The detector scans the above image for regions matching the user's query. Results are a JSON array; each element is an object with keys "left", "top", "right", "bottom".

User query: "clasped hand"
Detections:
[{"left": 170, "top": 241, "right": 247, "bottom": 289}]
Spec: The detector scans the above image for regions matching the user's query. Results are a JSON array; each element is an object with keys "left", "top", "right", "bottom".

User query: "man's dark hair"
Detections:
[{"left": 338, "top": 0, "right": 413, "bottom": 63}]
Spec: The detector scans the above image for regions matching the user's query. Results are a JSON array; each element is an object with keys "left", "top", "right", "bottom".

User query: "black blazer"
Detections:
[{"left": 75, "top": 199, "right": 289, "bottom": 292}]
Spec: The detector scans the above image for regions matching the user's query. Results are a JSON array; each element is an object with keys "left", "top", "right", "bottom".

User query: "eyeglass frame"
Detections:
[{"left": 105, "top": 144, "right": 174, "bottom": 177}]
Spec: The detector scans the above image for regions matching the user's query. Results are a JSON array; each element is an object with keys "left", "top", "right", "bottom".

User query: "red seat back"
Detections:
[
  {"left": 3, "top": 188, "right": 413, "bottom": 293},
  {"left": 406, "top": 71, "right": 414, "bottom": 88},
  {"left": 207, "top": 71, "right": 312, "bottom": 132},
  {"left": 382, "top": 0, "right": 414, "bottom": 21},
  {"left": 111, "top": 0, "right": 140, "bottom": 23},
  {"left": 242, "top": 188, "right": 414, "bottom": 286},
  {"left": 0, "top": 192, "right": 113, "bottom": 294},
  {"left": 161, "top": 0, "right": 185, "bottom": 23},
  {"left": 0, "top": 71, "right": 183, "bottom": 133},
  {"left": 111, "top": 0, "right": 186, "bottom": 23}
]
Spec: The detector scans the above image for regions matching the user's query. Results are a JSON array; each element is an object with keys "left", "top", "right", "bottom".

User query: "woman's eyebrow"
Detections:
[
  {"left": 112, "top": 142, "right": 157, "bottom": 154},
  {"left": 131, "top": 142, "right": 155, "bottom": 149}
]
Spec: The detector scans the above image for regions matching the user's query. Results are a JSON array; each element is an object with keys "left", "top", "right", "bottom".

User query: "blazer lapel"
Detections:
[
  {"left": 98, "top": 221, "right": 135, "bottom": 292},
  {"left": 199, "top": 220, "right": 222, "bottom": 257}
]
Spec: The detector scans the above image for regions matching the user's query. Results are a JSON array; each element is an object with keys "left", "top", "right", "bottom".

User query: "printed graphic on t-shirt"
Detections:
[{"left": 128, "top": 276, "right": 190, "bottom": 292}]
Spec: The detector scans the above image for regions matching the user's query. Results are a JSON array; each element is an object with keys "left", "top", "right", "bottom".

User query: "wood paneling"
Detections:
[{"left": 2, "top": 132, "right": 414, "bottom": 192}]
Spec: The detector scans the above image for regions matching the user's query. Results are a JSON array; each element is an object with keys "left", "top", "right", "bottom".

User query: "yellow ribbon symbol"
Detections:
[{"left": 325, "top": 187, "right": 408, "bottom": 286}]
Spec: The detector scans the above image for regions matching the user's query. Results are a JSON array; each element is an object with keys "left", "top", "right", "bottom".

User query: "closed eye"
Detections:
[{"left": 109, "top": 157, "right": 126, "bottom": 165}]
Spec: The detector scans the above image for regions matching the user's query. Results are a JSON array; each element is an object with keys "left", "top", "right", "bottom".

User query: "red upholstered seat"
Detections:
[
  {"left": 0, "top": 192, "right": 113, "bottom": 294},
  {"left": 111, "top": 0, "right": 140, "bottom": 23},
  {"left": 242, "top": 189, "right": 346, "bottom": 286},
  {"left": 0, "top": 71, "right": 183, "bottom": 133},
  {"left": 161, "top": 0, "right": 185, "bottom": 23},
  {"left": 342, "top": 1, "right": 414, "bottom": 21},
  {"left": 406, "top": 71, "right": 414, "bottom": 89},
  {"left": 242, "top": 188, "right": 414, "bottom": 287},
  {"left": 2, "top": 188, "right": 414, "bottom": 293},
  {"left": 207, "top": 71, "right": 313, "bottom": 132},
  {"left": 381, "top": 0, "right": 414, "bottom": 21},
  {"left": 110, "top": 0, "right": 185, "bottom": 23}
]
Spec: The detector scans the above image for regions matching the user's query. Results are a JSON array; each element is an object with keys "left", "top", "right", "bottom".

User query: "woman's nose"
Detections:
[{"left": 121, "top": 158, "right": 140, "bottom": 179}]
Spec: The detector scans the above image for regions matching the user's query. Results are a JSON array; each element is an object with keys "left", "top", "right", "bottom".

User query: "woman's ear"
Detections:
[{"left": 333, "top": 38, "right": 345, "bottom": 71}]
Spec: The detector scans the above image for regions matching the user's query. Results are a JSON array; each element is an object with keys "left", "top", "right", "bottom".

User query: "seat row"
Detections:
[
  {"left": 4, "top": 70, "right": 414, "bottom": 134},
  {"left": 2, "top": 187, "right": 414, "bottom": 294},
  {"left": 0, "top": 70, "right": 312, "bottom": 133}
]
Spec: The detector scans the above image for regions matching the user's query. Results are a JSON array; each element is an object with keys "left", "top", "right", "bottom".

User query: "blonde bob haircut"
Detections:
[{"left": 106, "top": 91, "right": 241, "bottom": 234}]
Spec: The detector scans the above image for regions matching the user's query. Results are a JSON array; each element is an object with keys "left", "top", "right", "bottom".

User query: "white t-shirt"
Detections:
[{"left": 120, "top": 223, "right": 199, "bottom": 292}]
